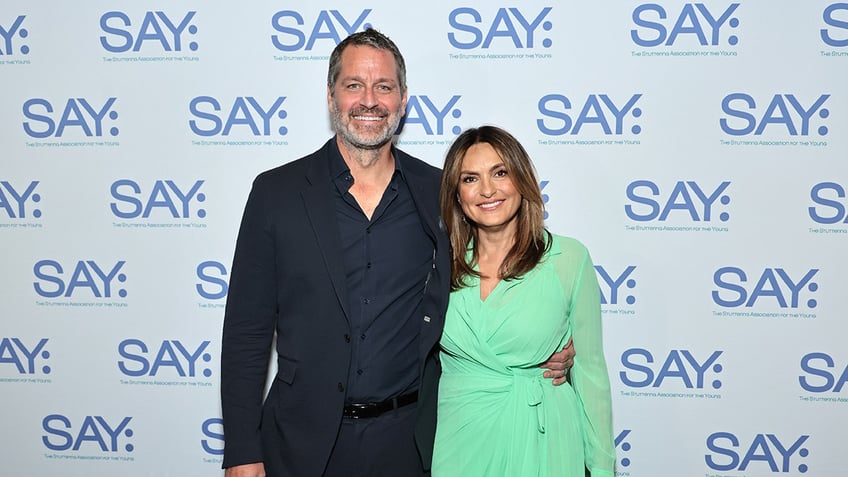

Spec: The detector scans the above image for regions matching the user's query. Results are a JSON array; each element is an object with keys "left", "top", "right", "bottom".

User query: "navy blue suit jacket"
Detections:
[{"left": 221, "top": 138, "right": 450, "bottom": 476}]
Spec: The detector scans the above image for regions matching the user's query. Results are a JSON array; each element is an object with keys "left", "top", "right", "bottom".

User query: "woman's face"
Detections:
[{"left": 457, "top": 142, "right": 521, "bottom": 235}]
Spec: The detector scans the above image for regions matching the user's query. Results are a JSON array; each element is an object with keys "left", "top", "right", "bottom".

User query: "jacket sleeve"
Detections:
[
  {"left": 558, "top": 239, "right": 616, "bottom": 477},
  {"left": 220, "top": 175, "right": 278, "bottom": 468}
]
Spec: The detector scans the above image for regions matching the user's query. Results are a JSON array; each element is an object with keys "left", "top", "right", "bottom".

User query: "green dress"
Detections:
[{"left": 433, "top": 235, "right": 615, "bottom": 477}]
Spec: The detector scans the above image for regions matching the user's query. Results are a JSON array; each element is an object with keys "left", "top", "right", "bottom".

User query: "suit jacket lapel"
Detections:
[
  {"left": 398, "top": 152, "right": 439, "bottom": 244},
  {"left": 396, "top": 150, "right": 447, "bottom": 358},
  {"left": 301, "top": 141, "right": 351, "bottom": 323}
]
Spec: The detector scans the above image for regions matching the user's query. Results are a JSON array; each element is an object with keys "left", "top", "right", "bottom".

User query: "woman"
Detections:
[{"left": 432, "top": 126, "right": 615, "bottom": 476}]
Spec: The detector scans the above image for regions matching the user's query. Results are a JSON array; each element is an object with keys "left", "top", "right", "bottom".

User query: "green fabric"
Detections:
[{"left": 433, "top": 234, "right": 615, "bottom": 476}]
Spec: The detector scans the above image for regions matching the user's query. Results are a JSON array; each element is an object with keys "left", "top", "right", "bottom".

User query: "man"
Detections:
[{"left": 220, "top": 28, "right": 572, "bottom": 477}]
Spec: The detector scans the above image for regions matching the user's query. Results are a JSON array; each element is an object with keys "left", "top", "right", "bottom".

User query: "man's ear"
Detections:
[{"left": 401, "top": 91, "right": 408, "bottom": 118}]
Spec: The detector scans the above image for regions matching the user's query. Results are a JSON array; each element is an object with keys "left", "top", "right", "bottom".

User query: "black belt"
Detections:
[{"left": 342, "top": 391, "right": 418, "bottom": 419}]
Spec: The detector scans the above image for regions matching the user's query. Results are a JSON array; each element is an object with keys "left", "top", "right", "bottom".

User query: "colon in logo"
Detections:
[
  {"left": 619, "top": 348, "right": 723, "bottom": 389},
  {"left": 42, "top": 414, "right": 135, "bottom": 453},
  {"left": 720, "top": 93, "right": 830, "bottom": 137},
  {"left": 540, "top": 180, "right": 550, "bottom": 220},
  {"left": 537, "top": 94, "right": 643, "bottom": 136},
  {"left": 110, "top": 179, "right": 206, "bottom": 219},
  {"left": 631, "top": 3, "right": 740, "bottom": 47},
  {"left": 596, "top": 265, "right": 637, "bottom": 306},
  {"left": 615, "top": 429, "right": 633, "bottom": 468},
  {"left": 100, "top": 11, "right": 198, "bottom": 53},
  {"left": 189, "top": 96, "right": 288, "bottom": 137},
  {"left": 0, "top": 338, "right": 50, "bottom": 375},
  {"left": 705, "top": 432, "right": 810, "bottom": 473},
  {"left": 712, "top": 267, "right": 819, "bottom": 309},
  {"left": 0, "top": 15, "right": 29, "bottom": 56},
  {"left": 0, "top": 181, "right": 41, "bottom": 219},
  {"left": 447, "top": 7, "right": 554, "bottom": 49},
  {"left": 400, "top": 95, "right": 463, "bottom": 136},
  {"left": 625, "top": 180, "right": 731, "bottom": 222},
  {"left": 33, "top": 260, "right": 127, "bottom": 299},
  {"left": 117, "top": 339, "right": 213, "bottom": 378}
]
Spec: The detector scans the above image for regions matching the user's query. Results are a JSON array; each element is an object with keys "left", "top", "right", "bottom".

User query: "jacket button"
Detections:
[
  {"left": 337, "top": 382, "right": 344, "bottom": 392},
  {"left": 344, "top": 334, "right": 351, "bottom": 343}
]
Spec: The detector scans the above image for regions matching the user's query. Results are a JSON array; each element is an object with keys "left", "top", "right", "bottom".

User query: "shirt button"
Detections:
[
  {"left": 360, "top": 334, "right": 366, "bottom": 340},
  {"left": 366, "top": 262, "right": 372, "bottom": 269},
  {"left": 357, "top": 369, "right": 363, "bottom": 375},
  {"left": 363, "top": 298, "right": 370, "bottom": 304},
  {"left": 344, "top": 334, "right": 351, "bottom": 343}
]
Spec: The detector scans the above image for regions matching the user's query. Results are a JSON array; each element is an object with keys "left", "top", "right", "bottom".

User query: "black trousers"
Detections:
[{"left": 323, "top": 404, "right": 425, "bottom": 477}]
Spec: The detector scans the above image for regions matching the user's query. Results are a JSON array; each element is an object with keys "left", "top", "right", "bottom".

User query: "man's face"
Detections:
[{"left": 328, "top": 45, "right": 407, "bottom": 151}]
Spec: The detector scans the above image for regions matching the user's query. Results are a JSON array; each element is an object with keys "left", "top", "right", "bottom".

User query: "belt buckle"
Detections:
[{"left": 346, "top": 402, "right": 377, "bottom": 419}]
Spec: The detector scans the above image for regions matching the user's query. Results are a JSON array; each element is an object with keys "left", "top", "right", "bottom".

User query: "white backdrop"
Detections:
[{"left": 1, "top": 1, "right": 846, "bottom": 476}]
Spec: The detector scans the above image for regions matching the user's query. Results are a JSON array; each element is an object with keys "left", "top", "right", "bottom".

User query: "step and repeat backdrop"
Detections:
[{"left": 1, "top": 1, "right": 846, "bottom": 476}]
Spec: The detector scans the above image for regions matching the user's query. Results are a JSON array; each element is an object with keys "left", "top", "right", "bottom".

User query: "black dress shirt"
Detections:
[{"left": 329, "top": 143, "right": 433, "bottom": 403}]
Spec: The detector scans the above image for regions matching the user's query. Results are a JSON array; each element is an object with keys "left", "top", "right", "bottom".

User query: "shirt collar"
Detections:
[{"left": 328, "top": 136, "right": 406, "bottom": 184}]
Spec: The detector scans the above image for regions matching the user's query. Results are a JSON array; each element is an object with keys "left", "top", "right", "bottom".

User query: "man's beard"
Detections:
[{"left": 330, "top": 99, "right": 402, "bottom": 151}]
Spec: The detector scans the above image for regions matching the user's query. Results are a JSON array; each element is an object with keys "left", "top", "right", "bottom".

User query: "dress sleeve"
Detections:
[{"left": 557, "top": 239, "right": 616, "bottom": 477}]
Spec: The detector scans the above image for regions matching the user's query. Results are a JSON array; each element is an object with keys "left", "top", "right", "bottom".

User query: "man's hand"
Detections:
[
  {"left": 225, "top": 463, "right": 266, "bottom": 477},
  {"left": 540, "top": 338, "right": 575, "bottom": 386}
]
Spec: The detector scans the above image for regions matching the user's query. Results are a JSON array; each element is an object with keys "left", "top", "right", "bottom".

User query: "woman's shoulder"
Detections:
[{"left": 547, "top": 232, "right": 590, "bottom": 258}]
